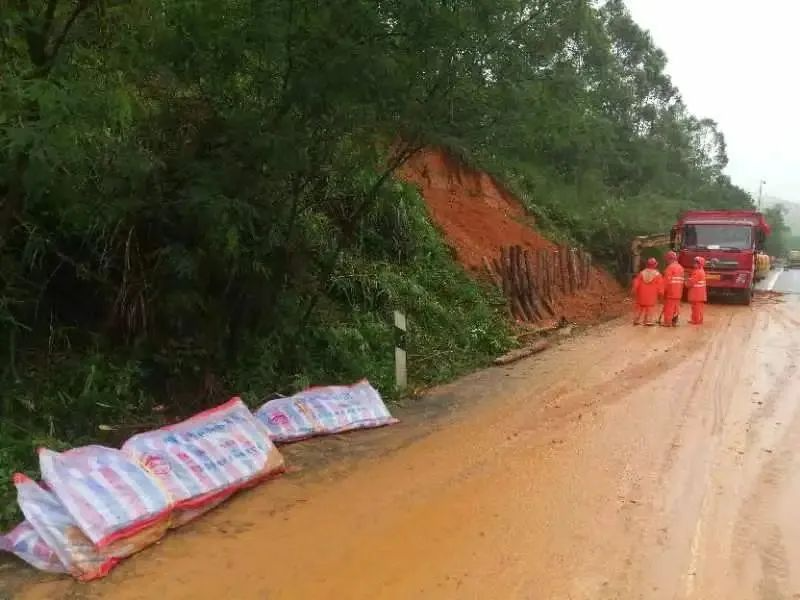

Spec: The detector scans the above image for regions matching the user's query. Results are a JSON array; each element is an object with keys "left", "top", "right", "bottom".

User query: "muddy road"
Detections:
[{"left": 10, "top": 292, "right": 800, "bottom": 600}]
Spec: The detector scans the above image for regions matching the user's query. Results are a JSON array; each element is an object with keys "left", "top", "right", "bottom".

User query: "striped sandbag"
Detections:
[
  {"left": 13, "top": 474, "right": 124, "bottom": 581},
  {"left": 255, "top": 380, "right": 398, "bottom": 442},
  {"left": 122, "top": 397, "right": 285, "bottom": 527},
  {"left": 38, "top": 445, "right": 172, "bottom": 550},
  {"left": 0, "top": 519, "right": 66, "bottom": 574}
]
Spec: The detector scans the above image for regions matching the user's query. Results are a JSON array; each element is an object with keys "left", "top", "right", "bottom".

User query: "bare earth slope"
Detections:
[{"left": 399, "top": 148, "right": 627, "bottom": 323}]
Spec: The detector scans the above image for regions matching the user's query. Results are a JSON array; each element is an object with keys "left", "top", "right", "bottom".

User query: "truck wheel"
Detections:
[{"left": 741, "top": 288, "right": 752, "bottom": 305}]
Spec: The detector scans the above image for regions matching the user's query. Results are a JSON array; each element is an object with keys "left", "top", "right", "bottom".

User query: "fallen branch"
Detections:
[{"left": 493, "top": 339, "right": 550, "bottom": 366}]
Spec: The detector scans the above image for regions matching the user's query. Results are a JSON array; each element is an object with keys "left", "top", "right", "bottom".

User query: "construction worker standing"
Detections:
[
  {"left": 632, "top": 257, "right": 664, "bottom": 326},
  {"left": 686, "top": 256, "right": 707, "bottom": 325},
  {"left": 662, "top": 251, "right": 684, "bottom": 327}
]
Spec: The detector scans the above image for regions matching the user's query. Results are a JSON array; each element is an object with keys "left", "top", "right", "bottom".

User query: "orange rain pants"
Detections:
[
  {"left": 686, "top": 267, "right": 707, "bottom": 325},
  {"left": 662, "top": 261, "right": 685, "bottom": 327},
  {"left": 632, "top": 268, "right": 664, "bottom": 325}
]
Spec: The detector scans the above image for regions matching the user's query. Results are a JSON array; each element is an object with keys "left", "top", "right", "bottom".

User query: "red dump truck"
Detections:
[{"left": 670, "top": 210, "right": 771, "bottom": 305}]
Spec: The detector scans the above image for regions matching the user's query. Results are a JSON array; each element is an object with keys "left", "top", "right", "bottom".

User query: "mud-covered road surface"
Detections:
[{"left": 9, "top": 292, "right": 800, "bottom": 600}]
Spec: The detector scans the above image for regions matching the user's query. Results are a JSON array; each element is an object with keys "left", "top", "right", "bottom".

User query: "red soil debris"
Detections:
[{"left": 399, "top": 148, "right": 628, "bottom": 324}]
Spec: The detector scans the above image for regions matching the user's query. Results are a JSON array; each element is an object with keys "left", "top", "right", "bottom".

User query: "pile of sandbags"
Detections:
[
  {"left": 1, "top": 381, "right": 397, "bottom": 580},
  {"left": 2, "top": 397, "right": 285, "bottom": 580},
  {"left": 0, "top": 520, "right": 66, "bottom": 574},
  {"left": 255, "top": 380, "right": 398, "bottom": 442},
  {"left": 122, "top": 397, "right": 286, "bottom": 527}
]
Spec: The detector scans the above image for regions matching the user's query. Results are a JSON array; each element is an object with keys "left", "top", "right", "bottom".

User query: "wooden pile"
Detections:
[{"left": 483, "top": 244, "right": 593, "bottom": 322}]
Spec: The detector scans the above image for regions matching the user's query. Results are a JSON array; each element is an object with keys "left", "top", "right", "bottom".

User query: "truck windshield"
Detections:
[{"left": 682, "top": 225, "right": 752, "bottom": 250}]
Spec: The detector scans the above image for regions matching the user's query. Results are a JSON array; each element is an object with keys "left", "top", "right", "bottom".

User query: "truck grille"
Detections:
[{"left": 706, "top": 259, "right": 739, "bottom": 270}]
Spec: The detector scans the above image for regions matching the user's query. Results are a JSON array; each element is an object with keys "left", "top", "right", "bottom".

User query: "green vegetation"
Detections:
[
  {"left": 786, "top": 235, "right": 800, "bottom": 253},
  {"left": 0, "top": 0, "right": 779, "bottom": 527},
  {"left": 763, "top": 205, "right": 791, "bottom": 257}
]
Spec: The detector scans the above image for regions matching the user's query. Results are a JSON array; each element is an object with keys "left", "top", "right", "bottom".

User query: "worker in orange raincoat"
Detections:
[
  {"left": 632, "top": 257, "right": 664, "bottom": 325},
  {"left": 662, "top": 250, "right": 685, "bottom": 327},
  {"left": 686, "top": 256, "right": 707, "bottom": 325}
]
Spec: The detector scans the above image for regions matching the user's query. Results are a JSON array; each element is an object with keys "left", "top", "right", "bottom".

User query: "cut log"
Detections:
[
  {"left": 544, "top": 249, "right": 556, "bottom": 305},
  {"left": 512, "top": 245, "right": 536, "bottom": 321},
  {"left": 560, "top": 247, "right": 569, "bottom": 293},
  {"left": 539, "top": 248, "right": 548, "bottom": 298},
  {"left": 502, "top": 246, "right": 525, "bottom": 321},
  {"left": 584, "top": 252, "right": 592, "bottom": 287},
  {"left": 482, "top": 256, "right": 502, "bottom": 290},
  {"left": 535, "top": 249, "right": 545, "bottom": 298},
  {"left": 500, "top": 246, "right": 511, "bottom": 297},
  {"left": 553, "top": 248, "right": 559, "bottom": 292},
  {"left": 565, "top": 247, "right": 574, "bottom": 294},
  {"left": 524, "top": 250, "right": 546, "bottom": 319},
  {"left": 492, "top": 256, "right": 503, "bottom": 282},
  {"left": 568, "top": 248, "right": 575, "bottom": 292},
  {"left": 532, "top": 252, "right": 556, "bottom": 315},
  {"left": 493, "top": 339, "right": 551, "bottom": 366},
  {"left": 576, "top": 250, "right": 585, "bottom": 288}
]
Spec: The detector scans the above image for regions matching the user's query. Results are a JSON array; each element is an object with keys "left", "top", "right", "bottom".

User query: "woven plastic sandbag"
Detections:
[
  {"left": 255, "top": 380, "right": 398, "bottom": 442},
  {"left": 38, "top": 445, "right": 172, "bottom": 551},
  {"left": 122, "top": 397, "right": 285, "bottom": 527},
  {"left": 0, "top": 519, "right": 66, "bottom": 574},
  {"left": 13, "top": 475, "right": 161, "bottom": 580}
]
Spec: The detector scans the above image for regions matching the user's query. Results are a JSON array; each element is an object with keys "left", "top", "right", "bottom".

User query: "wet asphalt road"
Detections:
[{"left": 768, "top": 267, "right": 800, "bottom": 294}]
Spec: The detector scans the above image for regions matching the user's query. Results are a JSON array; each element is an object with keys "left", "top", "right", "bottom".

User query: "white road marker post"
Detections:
[{"left": 394, "top": 310, "right": 407, "bottom": 391}]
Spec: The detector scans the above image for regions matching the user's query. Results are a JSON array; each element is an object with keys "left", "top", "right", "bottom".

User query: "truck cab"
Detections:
[{"left": 671, "top": 210, "right": 771, "bottom": 305}]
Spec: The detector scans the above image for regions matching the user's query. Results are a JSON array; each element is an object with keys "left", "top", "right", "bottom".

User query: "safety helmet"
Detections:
[{"left": 694, "top": 256, "right": 705, "bottom": 267}]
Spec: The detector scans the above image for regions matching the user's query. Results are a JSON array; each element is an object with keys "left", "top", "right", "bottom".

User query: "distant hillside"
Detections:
[{"left": 763, "top": 195, "right": 800, "bottom": 234}]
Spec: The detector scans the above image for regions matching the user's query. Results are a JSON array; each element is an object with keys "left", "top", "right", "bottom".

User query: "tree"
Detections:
[
  {"left": 0, "top": 0, "right": 758, "bottom": 526},
  {"left": 764, "top": 205, "right": 790, "bottom": 257}
]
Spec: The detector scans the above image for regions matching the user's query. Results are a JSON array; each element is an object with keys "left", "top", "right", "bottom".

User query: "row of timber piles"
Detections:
[{"left": 482, "top": 245, "right": 593, "bottom": 322}]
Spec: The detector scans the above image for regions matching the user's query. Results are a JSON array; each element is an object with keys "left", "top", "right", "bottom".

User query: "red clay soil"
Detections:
[{"left": 399, "top": 148, "right": 628, "bottom": 324}]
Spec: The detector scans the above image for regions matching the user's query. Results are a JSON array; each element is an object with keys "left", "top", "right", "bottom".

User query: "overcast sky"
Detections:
[{"left": 624, "top": 0, "right": 800, "bottom": 203}]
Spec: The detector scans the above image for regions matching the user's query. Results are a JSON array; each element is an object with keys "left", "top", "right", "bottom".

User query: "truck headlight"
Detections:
[{"left": 736, "top": 273, "right": 749, "bottom": 284}]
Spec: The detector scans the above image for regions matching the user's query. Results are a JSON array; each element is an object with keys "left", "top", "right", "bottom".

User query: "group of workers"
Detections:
[{"left": 632, "top": 251, "right": 707, "bottom": 326}]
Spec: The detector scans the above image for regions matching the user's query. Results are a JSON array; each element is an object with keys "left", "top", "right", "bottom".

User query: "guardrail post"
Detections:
[{"left": 394, "top": 310, "right": 407, "bottom": 391}]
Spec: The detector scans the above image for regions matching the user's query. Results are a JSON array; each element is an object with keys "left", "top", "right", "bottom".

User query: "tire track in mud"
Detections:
[
  {"left": 425, "top": 334, "right": 702, "bottom": 492},
  {"left": 745, "top": 360, "right": 799, "bottom": 452},
  {"left": 732, "top": 423, "right": 800, "bottom": 594},
  {"left": 454, "top": 325, "right": 702, "bottom": 452},
  {"left": 289, "top": 324, "right": 709, "bottom": 519},
  {"left": 709, "top": 310, "right": 755, "bottom": 436},
  {"left": 661, "top": 308, "right": 746, "bottom": 479},
  {"left": 533, "top": 333, "right": 704, "bottom": 424},
  {"left": 758, "top": 525, "right": 792, "bottom": 600},
  {"left": 607, "top": 306, "right": 765, "bottom": 600},
  {"left": 582, "top": 313, "right": 746, "bottom": 599},
  {"left": 660, "top": 319, "right": 732, "bottom": 476},
  {"left": 730, "top": 440, "right": 798, "bottom": 600},
  {"left": 497, "top": 309, "right": 761, "bottom": 600},
  {"left": 683, "top": 302, "right": 800, "bottom": 600},
  {"left": 722, "top": 303, "right": 800, "bottom": 600}
]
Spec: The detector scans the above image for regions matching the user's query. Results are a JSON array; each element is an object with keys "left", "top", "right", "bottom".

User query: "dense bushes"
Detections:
[{"left": 0, "top": 0, "right": 773, "bottom": 527}]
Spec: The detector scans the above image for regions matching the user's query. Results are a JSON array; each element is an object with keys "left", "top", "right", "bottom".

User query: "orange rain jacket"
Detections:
[
  {"left": 686, "top": 262, "right": 707, "bottom": 303},
  {"left": 663, "top": 261, "right": 685, "bottom": 300},
  {"left": 632, "top": 268, "right": 664, "bottom": 308}
]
